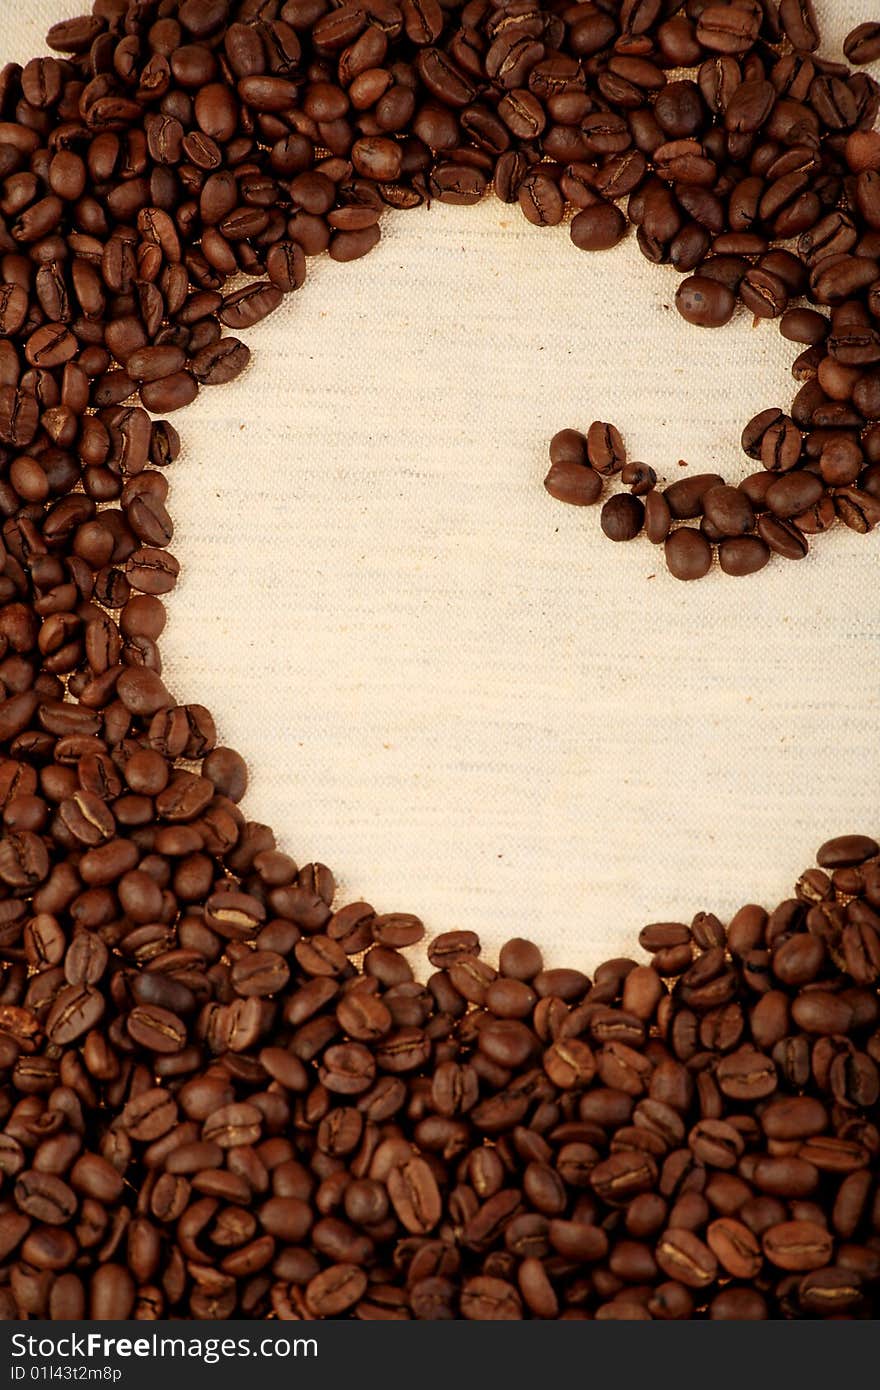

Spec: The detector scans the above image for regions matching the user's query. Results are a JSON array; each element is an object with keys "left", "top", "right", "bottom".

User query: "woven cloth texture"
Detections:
[{"left": 8, "top": 2, "right": 880, "bottom": 970}]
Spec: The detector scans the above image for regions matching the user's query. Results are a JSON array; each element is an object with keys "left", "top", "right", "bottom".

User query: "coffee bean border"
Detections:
[{"left": 0, "top": 0, "right": 876, "bottom": 1322}]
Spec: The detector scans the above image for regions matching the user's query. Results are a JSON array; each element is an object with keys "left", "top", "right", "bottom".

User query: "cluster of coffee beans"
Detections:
[
  {"left": 0, "top": 0, "right": 876, "bottom": 1321},
  {"left": 541, "top": 87, "right": 880, "bottom": 580},
  {"left": 544, "top": 104, "right": 880, "bottom": 580},
  {"left": 2, "top": 818, "right": 880, "bottom": 1321},
  {"left": 544, "top": 393, "right": 880, "bottom": 580}
]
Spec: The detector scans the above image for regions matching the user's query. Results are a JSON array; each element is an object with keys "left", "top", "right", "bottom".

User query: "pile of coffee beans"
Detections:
[
  {"left": 540, "top": 25, "right": 880, "bottom": 579},
  {"left": 540, "top": 70, "right": 880, "bottom": 583},
  {"left": 0, "top": 0, "right": 875, "bottom": 1320},
  {"left": 545, "top": 397, "right": 880, "bottom": 579},
  {"left": 3, "top": 817, "right": 880, "bottom": 1321}
]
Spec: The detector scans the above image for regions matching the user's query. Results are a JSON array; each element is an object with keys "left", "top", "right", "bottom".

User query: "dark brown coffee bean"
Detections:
[
  {"left": 121, "top": 1089, "right": 178, "bottom": 1142},
  {"left": 387, "top": 1156, "right": 441, "bottom": 1234},
  {"left": 763, "top": 1220, "right": 833, "bottom": 1272},
  {"left": 666, "top": 474, "right": 726, "bottom": 521},
  {"left": 543, "top": 462, "right": 602, "bottom": 507},
  {"left": 191, "top": 339, "right": 251, "bottom": 386},
  {"left": 571, "top": 203, "right": 627, "bottom": 253},
  {"left": 45, "top": 985, "right": 104, "bottom": 1045},
  {"left": 761, "top": 419, "right": 803, "bottom": 473},
  {"left": 587, "top": 421, "right": 626, "bottom": 477},
  {"left": 656, "top": 1228, "right": 718, "bottom": 1288},
  {"left": 766, "top": 472, "right": 824, "bottom": 519},
  {"left": 128, "top": 1004, "right": 187, "bottom": 1054},
  {"left": 203, "top": 1103, "right": 263, "bottom": 1149},
  {"left": 702, "top": 486, "right": 754, "bottom": 537},
  {"left": 14, "top": 1172, "right": 76, "bottom": 1226},
  {"left": 518, "top": 171, "right": 564, "bottom": 229},
  {"left": 665, "top": 528, "right": 713, "bottom": 581},
  {"left": 718, "top": 536, "right": 770, "bottom": 577},
  {"left": 676, "top": 276, "right": 735, "bottom": 328},
  {"left": 757, "top": 514, "right": 809, "bottom": 560},
  {"left": 590, "top": 1152, "right": 658, "bottom": 1204},
  {"left": 817, "top": 836, "right": 879, "bottom": 869},
  {"left": 301, "top": 1263, "right": 365, "bottom": 1316},
  {"left": 600, "top": 494, "right": 644, "bottom": 542},
  {"left": 219, "top": 283, "right": 283, "bottom": 330},
  {"left": 461, "top": 1275, "right": 523, "bottom": 1320},
  {"left": 844, "top": 23, "right": 880, "bottom": 65}
]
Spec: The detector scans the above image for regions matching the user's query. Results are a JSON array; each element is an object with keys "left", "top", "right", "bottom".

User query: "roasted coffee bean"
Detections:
[
  {"left": 570, "top": 204, "right": 627, "bottom": 253},
  {"left": 600, "top": 494, "right": 644, "bottom": 542},
  {"left": 844, "top": 23, "right": 880, "bottom": 66},
  {"left": 14, "top": 1172, "right": 76, "bottom": 1226},
  {"left": 203, "top": 1104, "right": 263, "bottom": 1149},
  {"left": 817, "top": 836, "right": 879, "bottom": 869},
  {"left": 655, "top": 1229, "right": 717, "bottom": 1288},
  {"left": 219, "top": 284, "right": 283, "bottom": 331},
  {"left": 718, "top": 536, "right": 770, "bottom": 577},
  {"left": 665, "top": 474, "right": 726, "bottom": 522},
  {"left": 587, "top": 422, "right": 626, "bottom": 477},
  {"left": 766, "top": 473, "right": 824, "bottom": 520},
  {"left": 305, "top": 1263, "right": 367, "bottom": 1316},
  {"left": 665, "top": 528, "right": 713, "bottom": 582},
  {"left": 543, "top": 462, "right": 602, "bottom": 507},
  {"left": 702, "top": 486, "right": 754, "bottom": 537},
  {"left": 461, "top": 1275, "right": 522, "bottom": 1320},
  {"left": 387, "top": 1157, "right": 442, "bottom": 1234},
  {"left": 127, "top": 1005, "right": 187, "bottom": 1054},
  {"left": 706, "top": 1218, "right": 762, "bottom": 1279},
  {"left": 675, "top": 277, "right": 736, "bottom": 328},
  {"left": 763, "top": 1220, "right": 834, "bottom": 1272},
  {"left": 191, "top": 340, "right": 251, "bottom": 387}
]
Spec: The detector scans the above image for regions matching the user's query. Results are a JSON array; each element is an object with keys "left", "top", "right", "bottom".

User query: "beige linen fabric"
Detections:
[{"left": 7, "top": 2, "right": 880, "bottom": 971}]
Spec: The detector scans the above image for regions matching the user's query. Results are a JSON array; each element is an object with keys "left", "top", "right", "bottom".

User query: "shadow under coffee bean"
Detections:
[{"left": 0, "top": 0, "right": 876, "bottom": 1322}]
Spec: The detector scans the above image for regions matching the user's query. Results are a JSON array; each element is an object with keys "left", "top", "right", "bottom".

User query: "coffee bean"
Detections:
[
  {"left": 706, "top": 1218, "right": 762, "bottom": 1279},
  {"left": 763, "top": 1220, "right": 833, "bottom": 1272},
  {"left": 14, "top": 1173, "right": 76, "bottom": 1226},
  {"left": 675, "top": 276, "right": 736, "bottom": 328},
  {"left": 600, "top": 494, "right": 644, "bottom": 542},
  {"left": 120, "top": 1089, "right": 178, "bottom": 1142},
  {"left": 757, "top": 515, "right": 809, "bottom": 560},
  {"left": 656, "top": 1228, "right": 718, "bottom": 1288},
  {"left": 702, "top": 486, "right": 754, "bottom": 537},
  {"left": 817, "top": 835, "right": 879, "bottom": 869},
  {"left": 587, "top": 421, "right": 626, "bottom": 476},
  {"left": 645, "top": 491, "right": 672, "bottom": 544},
  {"left": 329, "top": 227, "right": 382, "bottom": 262},
  {"left": 219, "top": 283, "right": 283, "bottom": 331},
  {"left": 203, "top": 1103, "right": 263, "bottom": 1149},
  {"left": 543, "top": 1039, "right": 596, "bottom": 1089},
  {"left": 665, "top": 474, "right": 726, "bottom": 521},
  {"left": 518, "top": 171, "right": 564, "bottom": 229},
  {"left": 387, "top": 1156, "right": 442, "bottom": 1234},
  {"left": 127, "top": 1004, "right": 187, "bottom": 1054},
  {"left": 571, "top": 203, "right": 627, "bottom": 253},
  {"left": 191, "top": 339, "right": 251, "bottom": 386},
  {"left": 590, "top": 1152, "right": 658, "bottom": 1204},
  {"left": 45, "top": 985, "right": 104, "bottom": 1045},
  {"left": 766, "top": 472, "right": 824, "bottom": 519},
  {"left": 844, "top": 23, "right": 880, "bottom": 66},
  {"left": 548, "top": 431, "right": 586, "bottom": 469},
  {"left": 306, "top": 1263, "right": 367, "bottom": 1316},
  {"left": 461, "top": 1275, "right": 522, "bottom": 1320},
  {"left": 718, "top": 536, "right": 770, "bottom": 577},
  {"left": 543, "top": 462, "right": 602, "bottom": 507},
  {"left": 665, "top": 528, "right": 713, "bottom": 581}
]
